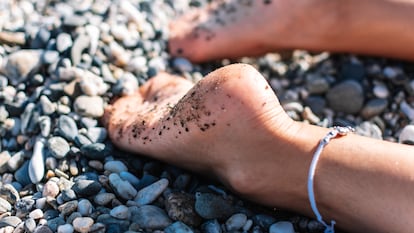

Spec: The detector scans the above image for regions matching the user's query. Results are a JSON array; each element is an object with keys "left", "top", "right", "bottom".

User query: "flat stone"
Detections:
[
  {"left": 165, "top": 221, "right": 193, "bottom": 233},
  {"left": 130, "top": 205, "right": 172, "bottom": 230},
  {"left": 72, "top": 217, "right": 94, "bottom": 233},
  {"left": 74, "top": 95, "right": 104, "bottom": 118},
  {"left": 48, "top": 136, "right": 70, "bottom": 159},
  {"left": 269, "top": 221, "right": 295, "bottom": 233},
  {"left": 165, "top": 192, "right": 201, "bottom": 226},
  {"left": 225, "top": 213, "right": 247, "bottom": 231},
  {"left": 33, "top": 225, "right": 53, "bottom": 233},
  {"left": 58, "top": 200, "right": 78, "bottom": 216},
  {"left": 135, "top": 178, "right": 169, "bottom": 206},
  {"left": 109, "top": 173, "right": 137, "bottom": 200},
  {"left": 86, "top": 127, "right": 107, "bottom": 143},
  {"left": 0, "top": 197, "right": 12, "bottom": 213},
  {"left": 104, "top": 160, "right": 128, "bottom": 173},
  {"left": 326, "top": 80, "right": 364, "bottom": 114},
  {"left": 29, "top": 209, "right": 44, "bottom": 219},
  {"left": 57, "top": 115, "right": 79, "bottom": 142},
  {"left": 194, "top": 192, "right": 236, "bottom": 220},
  {"left": 361, "top": 99, "right": 388, "bottom": 119},
  {"left": 71, "top": 33, "right": 90, "bottom": 66},
  {"left": 3, "top": 50, "right": 43, "bottom": 85}
]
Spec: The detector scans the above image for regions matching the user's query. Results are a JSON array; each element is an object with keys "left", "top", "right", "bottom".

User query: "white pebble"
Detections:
[
  {"left": 29, "top": 209, "right": 43, "bottom": 219},
  {"left": 269, "top": 221, "right": 295, "bottom": 233},
  {"left": 399, "top": 125, "right": 414, "bottom": 143},
  {"left": 58, "top": 223, "right": 74, "bottom": 233},
  {"left": 72, "top": 217, "right": 94, "bottom": 233}
]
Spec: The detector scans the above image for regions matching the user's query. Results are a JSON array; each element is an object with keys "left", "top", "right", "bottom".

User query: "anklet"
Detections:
[{"left": 307, "top": 126, "right": 354, "bottom": 233}]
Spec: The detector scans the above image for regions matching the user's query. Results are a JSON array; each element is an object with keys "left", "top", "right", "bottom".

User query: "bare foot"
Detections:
[
  {"left": 169, "top": 0, "right": 335, "bottom": 62},
  {"left": 103, "top": 64, "right": 303, "bottom": 205}
]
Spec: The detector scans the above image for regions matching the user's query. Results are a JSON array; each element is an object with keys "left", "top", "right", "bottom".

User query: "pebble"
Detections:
[
  {"left": 326, "top": 80, "right": 364, "bottom": 114},
  {"left": 172, "top": 57, "right": 193, "bottom": 73},
  {"left": 305, "top": 74, "right": 330, "bottom": 94},
  {"left": 3, "top": 50, "right": 43, "bottom": 85},
  {"left": 24, "top": 217, "right": 36, "bottom": 232},
  {"left": 29, "top": 209, "right": 44, "bottom": 219},
  {"left": 42, "top": 180, "right": 60, "bottom": 198},
  {"left": 194, "top": 192, "right": 236, "bottom": 220},
  {"left": 39, "top": 95, "right": 56, "bottom": 115},
  {"left": 134, "top": 178, "right": 169, "bottom": 206},
  {"left": 58, "top": 200, "right": 78, "bottom": 217},
  {"left": 201, "top": 219, "right": 222, "bottom": 233},
  {"left": 130, "top": 205, "right": 172, "bottom": 230},
  {"left": 373, "top": 83, "right": 390, "bottom": 98},
  {"left": 72, "top": 179, "right": 102, "bottom": 197},
  {"left": 361, "top": 99, "right": 388, "bottom": 119},
  {"left": 104, "top": 160, "right": 128, "bottom": 173},
  {"left": 165, "top": 221, "right": 194, "bottom": 233},
  {"left": 269, "top": 221, "right": 295, "bottom": 233},
  {"left": 57, "top": 115, "right": 79, "bottom": 142},
  {"left": 225, "top": 213, "right": 247, "bottom": 231},
  {"left": 28, "top": 139, "right": 46, "bottom": 184},
  {"left": 165, "top": 192, "right": 201, "bottom": 226},
  {"left": 0, "top": 151, "right": 11, "bottom": 173},
  {"left": 78, "top": 199, "right": 94, "bottom": 216},
  {"left": 72, "top": 217, "right": 94, "bottom": 233},
  {"left": 34, "top": 225, "right": 53, "bottom": 233},
  {"left": 0, "top": 216, "right": 22, "bottom": 228},
  {"left": 57, "top": 224, "right": 74, "bottom": 233},
  {"left": 47, "top": 136, "right": 70, "bottom": 159},
  {"left": 399, "top": 125, "right": 414, "bottom": 144},
  {"left": 80, "top": 143, "right": 111, "bottom": 160},
  {"left": 110, "top": 205, "right": 129, "bottom": 219},
  {"left": 86, "top": 127, "right": 107, "bottom": 143},
  {"left": 109, "top": 173, "right": 137, "bottom": 200},
  {"left": 56, "top": 33, "right": 73, "bottom": 53},
  {"left": 73, "top": 95, "right": 104, "bottom": 118},
  {"left": 39, "top": 116, "right": 52, "bottom": 137},
  {"left": 356, "top": 121, "right": 383, "bottom": 139},
  {"left": 0, "top": 197, "right": 12, "bottom": 213}
]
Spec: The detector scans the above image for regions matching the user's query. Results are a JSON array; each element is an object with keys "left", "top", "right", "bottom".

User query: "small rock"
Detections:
[
  {"left": 72, "top": 217, "right": 94, "bottom": 233},
  {"left": 86, "top": 127, "right": 107, "bottom": 143},
  {"left": 0, "top": 151, "right": 11, "bottom": 173},
  {"left": 326, "top": 80, "right": 364, "bottom": 114},
  {"left": 399, "top": 125, "right": 414, "bottom": 144},
  {"left": 269, "top": 221, "right": 295, "bottom": 233},
  {"left": 165, "top": 192, "right": 202, "bottom": 226},
  {"left": 57, "top": 224, "right": 74, "bottom": 233},
  {"left": 226, "top": 213, "right": 247, "bottom": 231},
  {"left": 0, "top": 216, "right": 22, "bottom": 228},
  {"left": 194, "top": 192, "right": 236, "bottom": 220},
  {"left": 135, "top": 178, "right": 169, "bottom": 206},
  {"left": 74, "top": 95, "right": 104, "bottom": 118},
  {"left": 39, "top": 95, "right": 56, "bottom": 115},
  {"left": 38, "top": 116, "right": 51, "bottom": 137},
  {"left": 58, "top": 200, "right": 78, "bottom": 217},
  {"left": 81, "top": 143, "right": 111, "bottom": 160},
  {"left": 47, "top": 136, "right": 70, "bottom": 159},
  {"left": 3, "top": 50, "right": 43, "bottom": 85},
  {"left": 0, "top": 197, "right": 12, "bottom": 213},
  {"left": 165, "top": 221, "right": 194, "bottom": 233},
  {"left": 42, "top": 50, "right": 60, "bottom": 64},
  {"left": 104, "top": 160, "right": 128, "bottom": 173},
  {"left": 109, "top": 173, "right": 137, "bottom": 200},
  {"left": 57, "top": 115, "right": 79, "bottom": 142},
  {"left": 110, "top": 205, "right": 129, "bottom": 219},
  {"left": 43, "top": 180, "right": 60, "bottom": 198},
  {"left": 29, "top": 139, "right": 46, "bottom": 184},
  {"left": 34, "top": 225, "right": 53, "bottom": 233},
  {"left": 56, "top": 33, "right": 73, "bottom": 52},
  {"left": 78, "top": 199, "right": 93, "bottom": 216},
  {"left": 25, "top": 217, "right": 36, "bottom": 232},
  {"left": 361, "top": 99, "right": 388, "bottom": 119},
  {"left": 29, "top": 209, "right": 44, "bottom": 219},
  {"left": 305, "top": 74, "right": 330, "bottom": 94},
  {"left": 72, "top": 180, "right": 102, "bottom": 197},
  {"left": 119, "top": 171, "right": 140, "bottom": 188},
  {"left": 201, "top": 220, "right": 222, "bottom": 233},
  {"left": 341, "top": 61, "right": 365, "bottom": 81},
  {"left": 130, "top": 205, "right": 172, "bottom": 230},
  {"left": 172, "top": 57, "right": 193, "bottom": 73},
  {"left": 356, "top": 121, "right": 383, "bottom": 139},
  {"left": 373, "top": 83, "right": 390, "bottom": 98}
]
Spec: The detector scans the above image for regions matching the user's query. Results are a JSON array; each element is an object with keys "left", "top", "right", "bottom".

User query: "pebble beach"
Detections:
[{"left": 0, "top": 0, "right": 414, "bottom": 233}]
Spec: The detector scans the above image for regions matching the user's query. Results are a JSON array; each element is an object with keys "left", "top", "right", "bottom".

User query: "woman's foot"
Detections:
[
  {"left": 169, "top": 0, "right": 337, "bottom": 62},
  {"left": 103, "top": 64, "right": 308, "bottom": 208}
]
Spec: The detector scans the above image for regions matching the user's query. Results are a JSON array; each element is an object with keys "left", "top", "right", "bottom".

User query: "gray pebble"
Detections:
[
  {"left": 269, "top": 221, "right": 295, "bottom": 233},
  {"left": 29, "top": 139, "right": 46, "bottom": 184},
  {"left": 373, "top": 83, "right": 390, "bottom": 98},
  {"left": 78, "top": 199, "right": 94, "bottom": 216},
  {"left": 0, "top": 151, "right": 11, "bottom": 173},
  {"left": 0, "top": 197, "right": 12, "bottom": 213},
  {"left": 305, "top": 74, "right": 330, "bottom": 94},
  {"left": 74, "top": 95, "right": 104, "bottom": 118},
  {"left": 24, "top": 217, "right": 36, "bottom": 232},
  {"left": 39, "top": 95, "right": 56, "bottom": 115},
  {"left": 252, "top": 214, "right": 276, "bottom": 229},
  {"left": 72, "top": 217, "right": 94, "bottom": 233},
  {"left": 201, "top": 219, "right": 222, "bottom": 233},
  {"left": 165, "top": 221, "right": 194, "bottom": 233},
  {"left": 21, "top": 103, "right": 35, "bottom": 134},
  {"left": 38, "top": 116, "right": 51, "bottom": 137},
  {"left": 42, "top": 50, "right": 60, "bottom": 64},
  {"left": 361, "top": 99, "right": 388, "bottom": 119},
  {"left": 400, "top": 101, "right": 414, "bottom": 121},
  {"left": 14, "top": 161, "right": 31, "bottom": 187},
  {"left": 61, "top": 189, "right": 77, "bottom": 202},
  {"left": 165, "top": 192, "right": 201, "bottom": 226},
  {"left": 399, "top": 125, "right": 414, "bottom": 144},
  {"left": 57, "top": 115, "right": 79, "bottom": 142},
  {"left": 74, "top": 134, "right": 92, "bottom": 147},
  {"left": 225, "top": 213, "right": 247, "bottom": 231},
  {"left": 57, "top": 224, "right": 74, "bottom": 233},
  {"left": 63, "top": 14, "right": 87, "bottom": 27},
  {"left": 3, "top": 50, "right": 43, "bottom": 85},
  {"left": 72, "top": 179, "right": 102, "bottom": 197},
  {"left": 110, "top": 205, "right": 129, "bottom": 219},
  {"left": 326, "top": 80, "right": 364, "bottom": 114},
  {"left": 172, "top": 57, "right": 193, "bottom": 73},
  {"left": 71, "top": 33, "right": 90, "bottom": 66},
  {"left": 29, "top": 209, "right": 44, "bottom": 219},
  {"left": 135, "top": 178, "right": 169, "bottom": 206},
  {"left": 80, "top": 143, "right": 111, "bottom": 160},
  {"left": 86, "top": 127, "right": 107, "bottom": 143},
  {"left": 48, "top": 136, "right": 70, "bottom": 159},
  {"left": 33, "top": 225, "right": 53, "bottom": 233},
  {"left": 130, "top": 205, "right": 172, "bottom": 230},
  {"left": 195, "top": 192, "right": 236, "bottom": 219},
  {"left": 0, "top": 216, "right": 22, "bottom": 228},
  {"left": 109, "top": 173, "right": 137, "bottom": 200},
  {"left": 58, "top": 200, "right": 78, "bottom": 217},
  {"left": 119, "top": 171, "right": 140, "bottom": 188},
  {"left": 356, "top": 121, "right": 383, "bottom": 139},
  {"left": 56, "top": 33, "right": 73, "bottom": 52},
  {"left": 104, "top": 160, "right": 128, "bottom": 173}
]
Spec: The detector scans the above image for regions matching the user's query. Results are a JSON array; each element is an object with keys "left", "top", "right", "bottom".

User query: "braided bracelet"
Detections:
[{"left": 307, "top": 126, "right": 354, "bottom": 233}]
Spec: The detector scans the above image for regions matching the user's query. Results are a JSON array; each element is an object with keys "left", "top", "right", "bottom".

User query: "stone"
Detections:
[
  {"left": 39, "top": 95, "right": 56, "bottom": 115},
  {"left": 361, "top": 99, "right": 388, "bottom": 119},
  {"left": 0, "top": 151, "right": 11, "bottom": 173},
  {"left": 73, "top": 95, "right": 104, "bottom": 118},
  {"left": 72, "top": 217, "right": 94, "bottom": 233},
  {"left": 165, "top": 192, "right": 201, "bottom": 226},
  {"left": 356, "top": 121, "right": 383, "bottom": 140},
  {"left": 165, "top": 221, "right": 194, "bottom": 233},
  {"left": 373, "top": 83, "right": 390, "bottom": 98},
  {"left": 194, "top": 192, "right": 236, "bottom": 219},
  {"left": 15, "top": 161, "right": 32, "bottom": 186},
  {"left": 135, "top": 178, "right": 169, "bottom": 206},
  {"left": 24, "top": 217, "right": 36, "bottom": 232},
  {"left": 326, "top": 80, "right": 364, "bottom": 114},
  {"left": 225, "top": 213, "right": 247, "bottom": 231},
  {"left": 42, "top": 50, "right": 60, "bottom": 64},
  {"left": 172, "top": 57, "right": 193, "bottom": 73},
  {"left": 399, "top": 125, "right": 414, "bottom": 144},
  {"left": 29, "top": 139, "right": 46, "bottom": 184},
  {"left": 43, "top": 180, "right": 60, "bottom": 198},
  {"left": 201, "top": 220, "right": 222, "bottom": 233},
  {"left": 29, "top": 209, "right": 44, "bottom": 219},
  {"left": 34, "top": 225, "right": 53, "bottom": 233},
  {"left": 269, "top": 221, "right": 295, "bottom": 233},
  {"left": 78, "top": 199, "right": 93, "bottom": 216},
  {"left": 0, "top": 197, "right": 12, "bottom": 213},
  {"left": 0, "top": 216, "right": 22, "bottom": 228},
  {"left": 119, "top": 171, "right": 140, "bottom": 188},
  {"left": 58, "top": 200, "right": 78, "bottom": 217},
  {"left": 56, "top": 33, "right": 73, "bottom": 52},
  {"left": 39, "top": 116, "right": 51, "bottom": 137},
  {"left": 104, "top": 160, "right": 128, "bottom": 173},
  {"left": 130, "top": 205, "right": 172, "bottom": 230},
  {"left": 3, "top": 50, "right": 43, "bottom": 85},
  {"left": 80, "top": 143, "right": 111, "bottom": 160},
  {"left": 72, "top": 180, "right": 102, "bottom": 197},
  {"left": 57, "top": 115, "right": 79, "bottom": 142},
  {"left": 57, "top": 224, "right": 74, "bottom": 233},
  {"left": 110, "top": 205, "right": 129, "bottom": 219},
  {"left": 305, "top": 74, "right": 330, "bottom": 94},
  {"left": 109, "top": 173, "right": 137, "bottom": 200},
  {"left": 48, "top": 136, "right": 70, "bottom": 159},
  {"left": 341, "top": 61, "right": 365, "bottom": 81},
  {"left": 86, "top": 127, "right": 107, "bottom": 143}
]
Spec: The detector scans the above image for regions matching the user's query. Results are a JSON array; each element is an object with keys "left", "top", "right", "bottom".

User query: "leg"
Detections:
[
  {"left": 169, "top": 0, "right": 414, "bottom": 62},
  {"left": 104, "top": 64, "right": 414, "bottom": 233}
]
